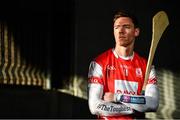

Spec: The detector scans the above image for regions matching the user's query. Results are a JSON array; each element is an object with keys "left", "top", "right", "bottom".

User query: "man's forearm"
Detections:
[
  {"left": 114, "top": 84, "right": 159, "bottom": 112},
  {"left": 88, "top": 83, "right": 134, "bottom": 116}
]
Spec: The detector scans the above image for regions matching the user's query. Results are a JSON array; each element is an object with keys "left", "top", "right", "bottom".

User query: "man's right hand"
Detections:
[{"left": 103, "top": 92, "right": 115, "bottom": 102}]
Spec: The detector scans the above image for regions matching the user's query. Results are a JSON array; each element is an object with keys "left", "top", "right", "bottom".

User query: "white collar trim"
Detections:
[{"left": 112, "top": 48, "right": 134, "bottom": 60}]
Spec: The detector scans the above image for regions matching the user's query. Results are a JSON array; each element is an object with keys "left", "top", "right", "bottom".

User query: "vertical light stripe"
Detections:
[
  {"left": 36, "top": 70, "right": 42, "bottom": 86},
  {"left": 42, "top": 72, "right": 51, "bottom": 90},
  {"left": 2, "top": 25, "right": 8, "bottom": 84},
  {"left": 32, "top": 67, "right": 37, "bottom": 85},
  {"left": 73, "top": 76, "right": 78, "bottom": 96}
]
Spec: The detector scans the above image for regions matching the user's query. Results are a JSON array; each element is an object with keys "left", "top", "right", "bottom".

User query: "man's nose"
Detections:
[{"left": 118, "top": 27, "right": 124, "bottom": 33}]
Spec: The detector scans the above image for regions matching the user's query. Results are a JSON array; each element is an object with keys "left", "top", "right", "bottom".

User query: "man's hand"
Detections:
[{"left": 103, "top": 92, "right": 114, "bottom": 102}]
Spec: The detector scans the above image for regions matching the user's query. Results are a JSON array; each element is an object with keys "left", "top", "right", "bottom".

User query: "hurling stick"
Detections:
[{"left": 142, "top": 11, "right": 169, "bottom": 92}]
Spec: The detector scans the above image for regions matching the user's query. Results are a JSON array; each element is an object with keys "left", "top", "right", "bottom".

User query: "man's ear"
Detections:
[{"left": 135, "top": 28, "right": 140, "bottom": 37}]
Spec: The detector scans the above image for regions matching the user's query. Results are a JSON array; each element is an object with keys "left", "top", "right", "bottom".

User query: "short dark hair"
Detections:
[{"left": 113, "top": 10, "right": 139, "bottom": 28}]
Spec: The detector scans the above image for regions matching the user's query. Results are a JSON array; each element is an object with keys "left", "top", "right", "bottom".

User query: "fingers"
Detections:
[{"left": 103, "top": 92, "right": 114, "bottom": 102}]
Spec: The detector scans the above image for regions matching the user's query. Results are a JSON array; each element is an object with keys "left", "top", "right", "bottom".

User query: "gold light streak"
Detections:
[
  {"left": 31, "top": 67, "right": 37, "bottom": 86},
  {"left": 36, "top": 70, "right": 42, "bottom": 86},
  {"left": 42, "top": 72, "right": 51, "bottom": 90},
  {"left": 2, "top": 25, "right": 8, "bottom": 84}
]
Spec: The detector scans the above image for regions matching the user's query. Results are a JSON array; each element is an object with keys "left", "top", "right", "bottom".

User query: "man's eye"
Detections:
[
  {"left": 123, "top": 25, "right": 131, "bottom": 29},
  {"left": 114, "top": 26, "right": 119, "bottom": 29},
  {"left": 114, "top": 25, "right": 131, "bottom": 29}
]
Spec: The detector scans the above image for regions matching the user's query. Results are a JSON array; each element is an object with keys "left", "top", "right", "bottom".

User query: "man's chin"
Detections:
[{"left": 118, "top": 43, "right": 129, "bottom": 47}]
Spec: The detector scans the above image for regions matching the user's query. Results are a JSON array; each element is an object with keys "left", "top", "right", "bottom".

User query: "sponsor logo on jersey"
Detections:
[
  {"left": 116, "top": 89, "right": 136, "bottom": 95},
  {"left": 115, "top": 80, "right": 138, "bottom": 95},
  {"left": 106, "top": 65, "right": 116, "bottom": 70}
]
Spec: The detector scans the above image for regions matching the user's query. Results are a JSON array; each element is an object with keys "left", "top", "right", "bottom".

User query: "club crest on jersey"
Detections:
[{"left": 136, "top": 68, "right": 142, "bottom": 77}]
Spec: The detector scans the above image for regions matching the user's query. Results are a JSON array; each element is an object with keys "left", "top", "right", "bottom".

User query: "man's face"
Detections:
[{"left": 113, "top": 17, "right": 139, "bottom": 47}]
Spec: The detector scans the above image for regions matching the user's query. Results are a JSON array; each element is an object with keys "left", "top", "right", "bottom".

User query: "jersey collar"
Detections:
[{"left": 112, "top": 48, "right": 134, "bottom": 61}]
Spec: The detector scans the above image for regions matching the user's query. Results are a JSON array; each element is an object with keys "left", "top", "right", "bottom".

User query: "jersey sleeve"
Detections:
[
  {"left": 88, "top": 61, "right": 134, "bottom": 116},
  {"left": 88, "top": 61, "right": 104, "bottom": 84}
]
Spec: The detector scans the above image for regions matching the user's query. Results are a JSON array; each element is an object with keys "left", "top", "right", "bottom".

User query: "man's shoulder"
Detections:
[
  {"left": 95, "top": 48, "right": 113, "bottom": 60},
  {"left": 134, "top": 52, "right": 147, "bottom": 60},
  {"left": 134, "top": 52, "right": 147, "bottom": 64}
]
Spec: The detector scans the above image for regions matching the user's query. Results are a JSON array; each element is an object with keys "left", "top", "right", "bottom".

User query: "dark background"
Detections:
[
  {"left": 1, "top": 0, "right": 179, "bottom": 89},
  {"left": 0, "top": 0, "right": 179, "bottom": 118}
]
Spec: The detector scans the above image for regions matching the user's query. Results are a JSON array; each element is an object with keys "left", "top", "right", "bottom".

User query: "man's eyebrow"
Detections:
[
  {"left": 114, "top": 24, "right": 132, "bottom": 27},
  {"left": 114, "top": 23, "right": 131, "bottom": 25}
]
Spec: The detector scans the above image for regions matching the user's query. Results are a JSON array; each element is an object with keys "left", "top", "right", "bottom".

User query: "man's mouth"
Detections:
[{"left": 119, "top": 36, "right": 126, "bottom": 38}]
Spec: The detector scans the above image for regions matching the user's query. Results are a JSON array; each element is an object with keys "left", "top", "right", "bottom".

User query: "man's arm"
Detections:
[
  {"left": 88, "top": 61, "right": 134, "bottom": 116},
  {"left": 88, "top": 83, "right": 134, "bottom": 116},
  {"left": 120, "top": 65, "right": 159, "bottom": 112},
  {"left": 105, "top": 83, "right": 159, "bottom": 112}
]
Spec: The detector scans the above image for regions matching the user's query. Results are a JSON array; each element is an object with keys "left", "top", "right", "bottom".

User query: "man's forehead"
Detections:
[{"left": 114, "top": 17, "right": 133, "bottom": 25}]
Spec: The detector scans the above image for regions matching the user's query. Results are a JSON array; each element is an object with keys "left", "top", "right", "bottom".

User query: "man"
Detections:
[{"left": 88, "top": 10, "right": 159, "bottom": 119}]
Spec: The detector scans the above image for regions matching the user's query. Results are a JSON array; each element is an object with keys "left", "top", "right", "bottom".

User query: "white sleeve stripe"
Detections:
[
  {"left": 149, "top": 65, "right": 156, "bottom": 80},
  {"left": 88, "top": 61, "right": 103, "bottom": 78}
]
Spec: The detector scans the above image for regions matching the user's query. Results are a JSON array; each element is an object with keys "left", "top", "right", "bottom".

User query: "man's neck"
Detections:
[{"left": 114, "top": 45, "right": 134, "bottom": 57}]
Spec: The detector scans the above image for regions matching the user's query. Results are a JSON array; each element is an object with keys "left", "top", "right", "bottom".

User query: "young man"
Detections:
[{"left": 88, "top": 10, "right": 159, "bottom": 119}]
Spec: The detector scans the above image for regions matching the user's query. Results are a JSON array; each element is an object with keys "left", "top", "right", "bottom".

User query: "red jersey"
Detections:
[{"left": 88, "top": 48, "right": 157, "bottom": 119}]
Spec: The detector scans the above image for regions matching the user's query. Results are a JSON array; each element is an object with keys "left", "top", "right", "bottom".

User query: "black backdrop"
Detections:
[{"left": 1, "top": 0, "right": 179, "bottom": 89}]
